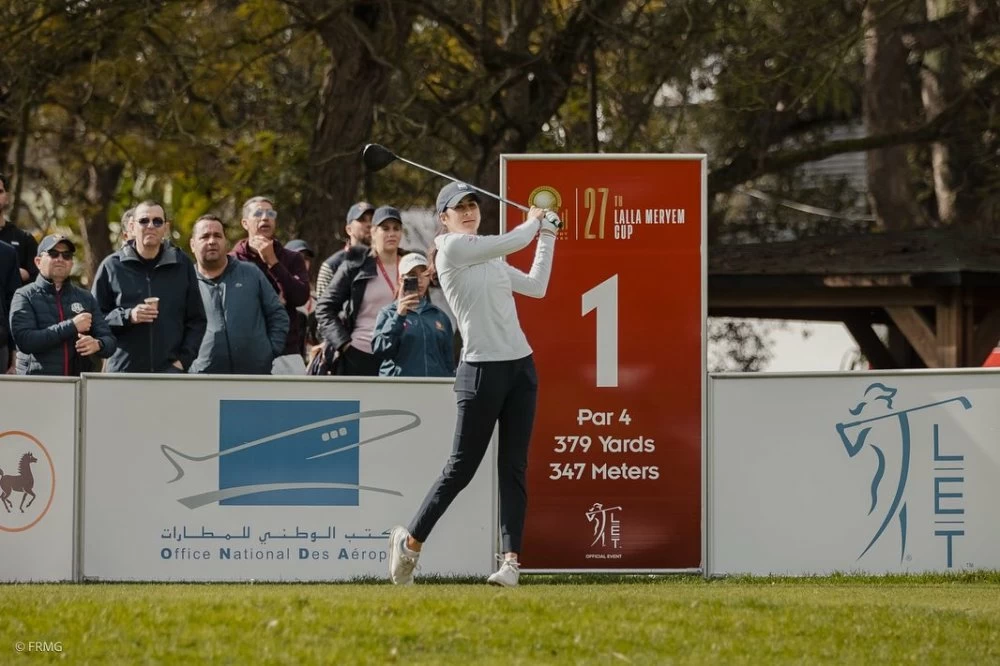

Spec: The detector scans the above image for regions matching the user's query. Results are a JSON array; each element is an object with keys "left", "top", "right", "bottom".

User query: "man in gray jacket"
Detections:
[{"left": 189, "top": 215, "right": 288, "bottom": 374}]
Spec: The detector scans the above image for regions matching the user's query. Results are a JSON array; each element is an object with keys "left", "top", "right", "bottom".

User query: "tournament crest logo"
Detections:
[{"left": 528, "top": 186, "right": 562, "bottom": 211}]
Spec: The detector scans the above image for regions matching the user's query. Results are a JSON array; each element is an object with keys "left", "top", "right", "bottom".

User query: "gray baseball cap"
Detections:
[
  {"left": 346, "top": 201, "right": 376, "bottom": 223},
  {"left": 436, "top": 182, "right": 480, "bottom": 214},
  {"left": 372, "top": 206, "right": 403, "bottom": 227}
]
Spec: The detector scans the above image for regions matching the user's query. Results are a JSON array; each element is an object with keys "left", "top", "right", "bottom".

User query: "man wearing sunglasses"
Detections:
[
  {"left": 92, "top": 200, "right": 207, "bottom": 373},
  {"left": 230, "top": 196, "right": 310, "bottom": 374},
  {"left": 9, "top": 235, "right": 116, "bottom": 375}
]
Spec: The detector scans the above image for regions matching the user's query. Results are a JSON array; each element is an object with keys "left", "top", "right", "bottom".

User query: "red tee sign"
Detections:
[{"left": 500, "top": 155, "right": 705, "bottom": 571}]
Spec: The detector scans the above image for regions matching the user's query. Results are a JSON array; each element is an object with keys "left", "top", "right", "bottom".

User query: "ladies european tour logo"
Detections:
[{"left": 836, "top": 383, "right": 971, "bottom": 567}]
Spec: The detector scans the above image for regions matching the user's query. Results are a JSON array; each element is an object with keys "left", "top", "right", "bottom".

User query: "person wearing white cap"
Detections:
[
  {"left": 387, "top": 181, "right": 560, "bottom": 588},
  {"left": 372, "top": 253, "right": 454, "bottom": 377}
]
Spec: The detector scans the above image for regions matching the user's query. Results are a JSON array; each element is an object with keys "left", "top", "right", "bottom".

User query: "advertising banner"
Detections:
[
  {"left": 501, "top": 155, "right": 706, "bottom": 571},
  {"left": 0, "top": 377, "right": 77, "bottom": 582},
  {"left": 709, "top": 371, "right": 1000, "bottom": 575},
  {"left": 80, "top": 375, "right": 495, "bottom": 581}
]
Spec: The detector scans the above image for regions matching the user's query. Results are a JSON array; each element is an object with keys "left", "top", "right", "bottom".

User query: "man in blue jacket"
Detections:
[
  {"left": 9, "top": 235, "right": 116, "bottom": 375},
  {"left": 92, "top": 200, "right": 207, "bottom": 373},
  {"left": 188, "top": 215, "right": 289, "bottom": 374}
]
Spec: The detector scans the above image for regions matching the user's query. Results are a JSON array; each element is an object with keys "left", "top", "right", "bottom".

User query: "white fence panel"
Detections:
[
  {"left": 81, "top": 375, "right": 495, "bottom": 581},
  {"left": 0, "top": 377, "right": 77, "bottom": 582},
  {"left": 708, "top": 371, "right": 1000, "bottom": 575}
]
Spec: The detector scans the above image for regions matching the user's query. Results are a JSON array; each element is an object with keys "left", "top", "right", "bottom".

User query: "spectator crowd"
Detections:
[{"left": 0, "top": 175, "right": 456, "bottom": 380}]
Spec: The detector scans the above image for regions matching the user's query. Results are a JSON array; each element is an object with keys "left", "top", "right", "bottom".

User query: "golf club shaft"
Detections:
[{"left": 394, "top": 155, "right": 530, "bottom": 213}]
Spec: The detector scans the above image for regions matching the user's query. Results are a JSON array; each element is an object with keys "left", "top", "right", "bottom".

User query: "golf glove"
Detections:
[{"left": 541, "top": 210, "right": 562, "bottom": 234}]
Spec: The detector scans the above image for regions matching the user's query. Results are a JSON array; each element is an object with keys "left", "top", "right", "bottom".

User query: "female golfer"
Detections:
[{"left": 389, "top": 181, "right": 560, "bottom": 587}]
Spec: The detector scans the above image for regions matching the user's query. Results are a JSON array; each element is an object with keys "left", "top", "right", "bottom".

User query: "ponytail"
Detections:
[{"left": 425, "top": 223, "right": 447, "bottom": 286}]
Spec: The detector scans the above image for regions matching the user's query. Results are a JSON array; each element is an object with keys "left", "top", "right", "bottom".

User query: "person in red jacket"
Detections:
[{"left": 229, "top": 196, "right": 311, "bottom": 374}]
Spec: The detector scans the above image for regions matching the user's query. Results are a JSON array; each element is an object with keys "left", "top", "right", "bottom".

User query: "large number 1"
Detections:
[{"left": 581, "top": 275, "right": 619, "bottom": 387}]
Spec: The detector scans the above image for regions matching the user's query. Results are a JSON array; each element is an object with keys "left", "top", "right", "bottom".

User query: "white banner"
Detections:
[
  {"left": 709, "top": 371, "right": 1000, "bottom": 576},
  {"left": 0, "top": 377, "right": 76, "bottom": 582},
  {"left": 81, "top": 375, "right": 496, "bottom": 581}
]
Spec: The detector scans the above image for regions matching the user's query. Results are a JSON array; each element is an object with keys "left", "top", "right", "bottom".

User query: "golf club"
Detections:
[{"left": 362, "top": 143, "right": 530, "bottom": 213}]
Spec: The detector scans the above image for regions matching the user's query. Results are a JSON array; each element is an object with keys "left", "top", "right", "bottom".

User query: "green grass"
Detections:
[{"left": 4, "top": 574, "right": 1000, "bottom": 664}]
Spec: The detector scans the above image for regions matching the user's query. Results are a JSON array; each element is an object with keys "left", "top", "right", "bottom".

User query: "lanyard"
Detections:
[{"left": 375, "top": 256, "right": 397, "bottom": 293}]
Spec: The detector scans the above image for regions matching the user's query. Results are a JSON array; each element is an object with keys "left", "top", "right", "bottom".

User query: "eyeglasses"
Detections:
[
  {"left": 252, "top": 209, "right": 278, "bottom": 219},
  {"left": 136, "top": 217, "right": 166, "bottom": 227},
  {"left": 46, "top": 250, "right": 74, "bottom": 260}
]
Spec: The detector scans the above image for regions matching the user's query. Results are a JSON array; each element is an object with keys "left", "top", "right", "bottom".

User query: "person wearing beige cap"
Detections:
[
  {"left": 372, "top": 253, "right": 454, "bottom": 378},
  {"left": 9, "top": 234, "right": 116, "bottom": 375}
]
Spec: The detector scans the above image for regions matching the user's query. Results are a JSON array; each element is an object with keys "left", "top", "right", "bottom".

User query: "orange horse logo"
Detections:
[
  {"left": 0, "top": 432, "right": 56, "bottom": 532},
  {"left": 0, "top": 452, "right": 39, "bottom": 513}
]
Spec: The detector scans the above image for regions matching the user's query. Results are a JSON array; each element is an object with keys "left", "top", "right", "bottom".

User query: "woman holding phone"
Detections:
[
  {"left": 388, "top": 181, "right": 560, "bottom": 588},
  {"left": 371, "top": 253, "right": 455, "bottom": 377}
]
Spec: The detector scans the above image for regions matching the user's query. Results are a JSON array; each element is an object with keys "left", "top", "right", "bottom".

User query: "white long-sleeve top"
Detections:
[{"left": 434, "top": 218, "right": 555, "bottom": 362}]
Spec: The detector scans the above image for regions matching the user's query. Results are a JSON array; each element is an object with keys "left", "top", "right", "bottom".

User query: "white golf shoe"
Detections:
[
  {"left": 487, "top": 557, "right": 520, "bottom": 587},
  {"left": 388, "top": 525, "right": 419, "bottom": 585}
]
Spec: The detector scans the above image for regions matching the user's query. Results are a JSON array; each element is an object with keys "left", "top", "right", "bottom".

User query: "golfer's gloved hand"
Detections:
[{"left": 540, "top": 210, "right": 562, "bottom": 235}]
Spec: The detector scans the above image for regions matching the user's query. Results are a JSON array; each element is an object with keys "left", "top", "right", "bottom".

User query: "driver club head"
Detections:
[{"left": 362, "top": 143, "right": 398, "bottom": 172}]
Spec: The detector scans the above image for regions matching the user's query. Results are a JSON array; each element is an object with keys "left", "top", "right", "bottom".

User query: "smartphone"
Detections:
[{"left": 402, "top": 276, "right": 419, "bottom": 294}]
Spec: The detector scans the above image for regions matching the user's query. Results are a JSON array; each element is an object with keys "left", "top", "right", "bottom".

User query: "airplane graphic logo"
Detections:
[{"left": 160, "top": 400, "right": 421, "bottom": 509}]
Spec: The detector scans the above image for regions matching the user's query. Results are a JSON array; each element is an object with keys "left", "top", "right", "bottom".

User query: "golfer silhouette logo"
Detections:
[{"left": 835, "top": 383, "right": 972, "bottom": 563}]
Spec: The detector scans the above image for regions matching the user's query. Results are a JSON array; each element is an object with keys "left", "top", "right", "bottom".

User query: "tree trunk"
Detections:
[
  {"left": 920, "top": 0, "right": 976, "bottom": 228},
  {"left": 296, "top": 2, "right": 415, "bottom": 263},
  {"left": 78, "top": 162, "right": 123, "bottom": 283},
  {"left": 863, "top": 0, "right": 926, "bottom": 230},
  {"left": 474, "top": 0, "right": 629, "bottom": 235}
]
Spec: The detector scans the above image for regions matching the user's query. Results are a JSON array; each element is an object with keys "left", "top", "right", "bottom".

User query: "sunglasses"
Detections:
[
  {"left": 252, "top": 209, "right": 278, "bottom": 219},
  {"left": 46, "top": 250, "right": 74, "bottom": 260},
  {"left": 136, "top": 217, "right": 166, "bottom": 227}
]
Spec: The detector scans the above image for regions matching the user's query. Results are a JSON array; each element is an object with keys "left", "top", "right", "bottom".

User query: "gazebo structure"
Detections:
[{"left": 709, "top": 230, "right": 1000, "bottom": 369}]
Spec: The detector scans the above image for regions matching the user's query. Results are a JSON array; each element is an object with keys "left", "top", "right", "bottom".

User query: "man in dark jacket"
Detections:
[
  {"left": 230, "top": 196, "right": 310, "bottom": 374},
  {"left": 189, "top": 215, "right": 288, "bottom": 374},
  {"left": 1, "top": 240, "right": 22, "bottom": 372},
  {"left": 316, "top": 201, "right": 374, "bottom": 297},
  {"left": 92, "top": 200, "right": 207, "bottom": 373},
  {"left": 0, "top": 173, "right": 39, "bottom": 285},
  {"left": 10, "top": 235, "right": 116, "bottom": 375}
]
